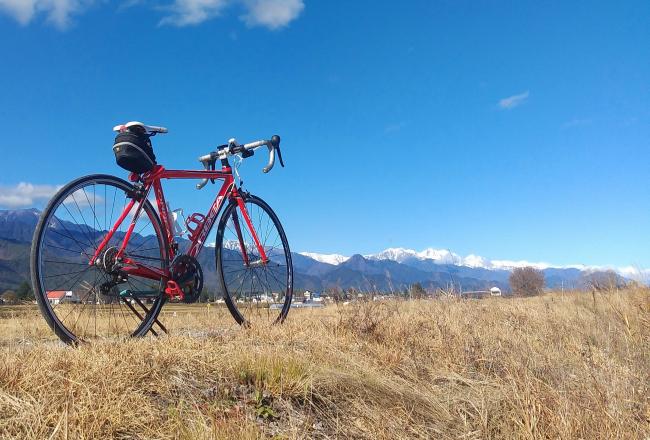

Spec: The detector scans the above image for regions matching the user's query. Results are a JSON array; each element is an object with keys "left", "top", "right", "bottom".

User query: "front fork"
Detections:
[{"left": 232, "top": 194, "right": 269, "bottom": 265}]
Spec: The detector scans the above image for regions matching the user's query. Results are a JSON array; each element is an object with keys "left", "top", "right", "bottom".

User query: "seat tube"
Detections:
[{"left": 152, "top": 179, "right": 175, "bottom": 257}]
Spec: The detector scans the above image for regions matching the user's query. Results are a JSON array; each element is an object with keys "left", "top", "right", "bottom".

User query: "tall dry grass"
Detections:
[{"left": 0, "top": 289, "right": 648, "bottom": 439}]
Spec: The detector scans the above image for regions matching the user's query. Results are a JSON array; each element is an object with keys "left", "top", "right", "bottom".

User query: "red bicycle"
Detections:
[{"left": 30, "top": 122, "right": 293, "bottom": 344}]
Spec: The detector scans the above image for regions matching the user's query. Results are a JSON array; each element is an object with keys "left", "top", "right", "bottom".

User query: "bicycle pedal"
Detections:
[{"left": 164, "top": 280, "right": 185, "bottom": 301}]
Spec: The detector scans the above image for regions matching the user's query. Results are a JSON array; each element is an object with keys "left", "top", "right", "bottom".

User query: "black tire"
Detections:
[
  {"left": 215, "top": 194, "right": 293, "bottom": 325},
  {"left": 30, "top": 174, "right": 169, "bottom": 344}
]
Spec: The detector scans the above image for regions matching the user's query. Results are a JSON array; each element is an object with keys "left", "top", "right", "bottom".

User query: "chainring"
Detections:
[{"left": 170, "top": 254, "right": 203, "bottom": 303}]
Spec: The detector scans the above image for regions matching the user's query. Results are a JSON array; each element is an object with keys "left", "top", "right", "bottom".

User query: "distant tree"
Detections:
[
  {"left": 409, "top": 282, "right": 426, "bottom": 299},
  {"left": 580, "top": 270, "right": 626, "bottom": 292},
  {"left": 343, "top": 287, "right": 362, "bottom": 300},
  {"left": 326, "top": 286, "right": 343, "bottom": 302},
  {"left": 509, "top": 267, "right": 545, "bottom": 296},
  {"left": 16, "top": 281, "right": 34, "bottom": 302},
  {"left": 199, "top": 290, "right": 210, "bottom": 303},
  {"left": 2, "top": 290, "right": 18, "bottom": 304}
]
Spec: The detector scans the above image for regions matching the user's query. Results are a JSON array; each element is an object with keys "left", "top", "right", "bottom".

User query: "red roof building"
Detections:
[
  {"left": 46, "top": 290, "right": 72, "bottom": 304},
  {"left": 46, "top": 291, "right": 67, "bottom": 300}
]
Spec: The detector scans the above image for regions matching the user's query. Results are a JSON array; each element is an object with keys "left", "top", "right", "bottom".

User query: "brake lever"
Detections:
[
  {"left": 271, "top": 135, "right": 284, "bottom": 168},
  {"left": 276, "top": 144, "right": 284, "bottom": 167}
]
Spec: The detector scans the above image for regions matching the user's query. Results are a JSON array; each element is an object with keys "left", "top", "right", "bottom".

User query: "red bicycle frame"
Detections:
[{"left": 89, "top": 163, "right": 269, "bottom": 296}]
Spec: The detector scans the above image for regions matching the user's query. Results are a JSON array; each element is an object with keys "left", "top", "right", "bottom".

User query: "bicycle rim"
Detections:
[
  {"left": 216, "top": 194, "right": 293, "bottom": 326},
  {"left": 31, "top": 174, "right": 168, "bottom": 344}
]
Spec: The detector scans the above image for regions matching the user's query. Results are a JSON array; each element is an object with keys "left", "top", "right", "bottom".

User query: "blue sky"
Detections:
[{"left": 0, "top": 1, "right": 649, "bottom": 269}]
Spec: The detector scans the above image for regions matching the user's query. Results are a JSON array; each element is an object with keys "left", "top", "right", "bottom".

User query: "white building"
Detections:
[{"left": 490, "top": 287, "right": 502, "bottom": 296}]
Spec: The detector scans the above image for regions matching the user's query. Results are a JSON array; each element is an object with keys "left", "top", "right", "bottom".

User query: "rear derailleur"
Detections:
[{"left": 97, "top": 246, "right": 128, "bottom": 296}]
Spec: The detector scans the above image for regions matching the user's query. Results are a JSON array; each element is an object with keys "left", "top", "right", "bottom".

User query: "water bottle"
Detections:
[{"left": 166, "top": 202, "right": 185, "bottom": 237}]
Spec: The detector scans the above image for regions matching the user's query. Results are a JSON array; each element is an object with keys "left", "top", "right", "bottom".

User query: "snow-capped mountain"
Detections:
[
  {"left": 366, "top": 247, "right": 591, "bottom": 272},
  {"left": 366, "top": 247, "right": 461, "bottom": 265},
  {"left": 299, "top": 252, "right": 350, "bottom": 265},
  {"left": 299, "top": 246, "right": 647, "bottom": 286},
  {"left": 302, "top": 247, "right": 610, "bottom": 274}
]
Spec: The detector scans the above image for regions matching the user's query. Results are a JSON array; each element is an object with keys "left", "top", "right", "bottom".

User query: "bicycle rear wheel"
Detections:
[
  {"left": 30, "top": 174, "right": 168, "bottom": 344},
  {"left": 215, "top": 194, "right": 293, "bottom": 325}
]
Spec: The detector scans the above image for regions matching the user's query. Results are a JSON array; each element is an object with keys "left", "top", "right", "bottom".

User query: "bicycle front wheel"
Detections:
[
  {"left": 215, "top": 194, "right": 293, "bottom": 325},
  {"left": 30, "top": 174, "right": 168, "bottom": 344}
]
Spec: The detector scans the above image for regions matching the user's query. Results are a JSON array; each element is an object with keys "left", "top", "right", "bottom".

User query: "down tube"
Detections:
[{"left": 187, "top": 178, "right": 234, "bottom": 257}]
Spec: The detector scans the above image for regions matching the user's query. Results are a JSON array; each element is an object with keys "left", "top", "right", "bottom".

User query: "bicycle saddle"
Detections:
[{"left": 113, "top": 121, "right": 168, "bottom": 134}]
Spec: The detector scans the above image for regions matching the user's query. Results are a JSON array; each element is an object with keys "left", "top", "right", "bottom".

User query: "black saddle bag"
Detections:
[{"left": 113, "top": 129, "right": 157, "bottom": 174}]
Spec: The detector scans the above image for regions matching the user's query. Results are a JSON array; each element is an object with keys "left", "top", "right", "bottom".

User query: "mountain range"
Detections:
[{"left": 0, "top": 208, "right": 619, "bottom": 293}]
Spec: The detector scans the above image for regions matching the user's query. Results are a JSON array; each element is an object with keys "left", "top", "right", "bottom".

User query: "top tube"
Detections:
[{"left": 142, "top": 166, "right": 232, "bottom": 183}]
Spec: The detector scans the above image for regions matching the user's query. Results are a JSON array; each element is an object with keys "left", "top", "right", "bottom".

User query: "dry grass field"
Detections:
[{"left": 0, "top": 289, "right": 648, "bottom": 439}]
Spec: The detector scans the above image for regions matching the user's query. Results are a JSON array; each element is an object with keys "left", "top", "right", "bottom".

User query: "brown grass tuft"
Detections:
[{"left": 0, "top": 289, "right": 648, "bottom": 439}]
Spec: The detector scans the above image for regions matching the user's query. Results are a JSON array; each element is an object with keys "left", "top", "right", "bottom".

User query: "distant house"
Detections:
[
  {"left": 46, "top": 290, "right": 78, "bottom": 305},
  {"left": 461, "top": 288, "right": 503, "bottom": 299},
  {"left": 490, "top": 287, "right": 502, "bottom": 296},
  {"left": 302, "top": 290, "right": 323, "bottom": 302},
  {"left": 257, "top": 294, "right": 274, "bottom": 303}
]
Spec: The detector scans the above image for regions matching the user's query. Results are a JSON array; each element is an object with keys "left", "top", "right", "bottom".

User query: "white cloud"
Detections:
[
  {"left": 0, "top": 0, "right": 93, "bottom": 29},
  {"left": 0, "top": 0, "right": 34, "bottom": 24},
  {"left": 62, "top": 188, "right": 104, "bottom": 207},
  {"left": 0, "top": 182, "right": 62, "bottom": 208},
  {"left": 498, "top": 90, "right": 529, "bottom": 110},
  {"left": 0, "top": 0, "right": 304, "bottom": 29},
  {"left": 117, "top": 0, "right": 145, "bottom": 10},
  {"left": 159, "top": 0, "right": 229, "bottom": 26},
  {"left": 160, "top": 0, "right": 304, "bottom": 28},
  {"left": 240, "top": 0, "right": 303, "bottom": 29}
]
